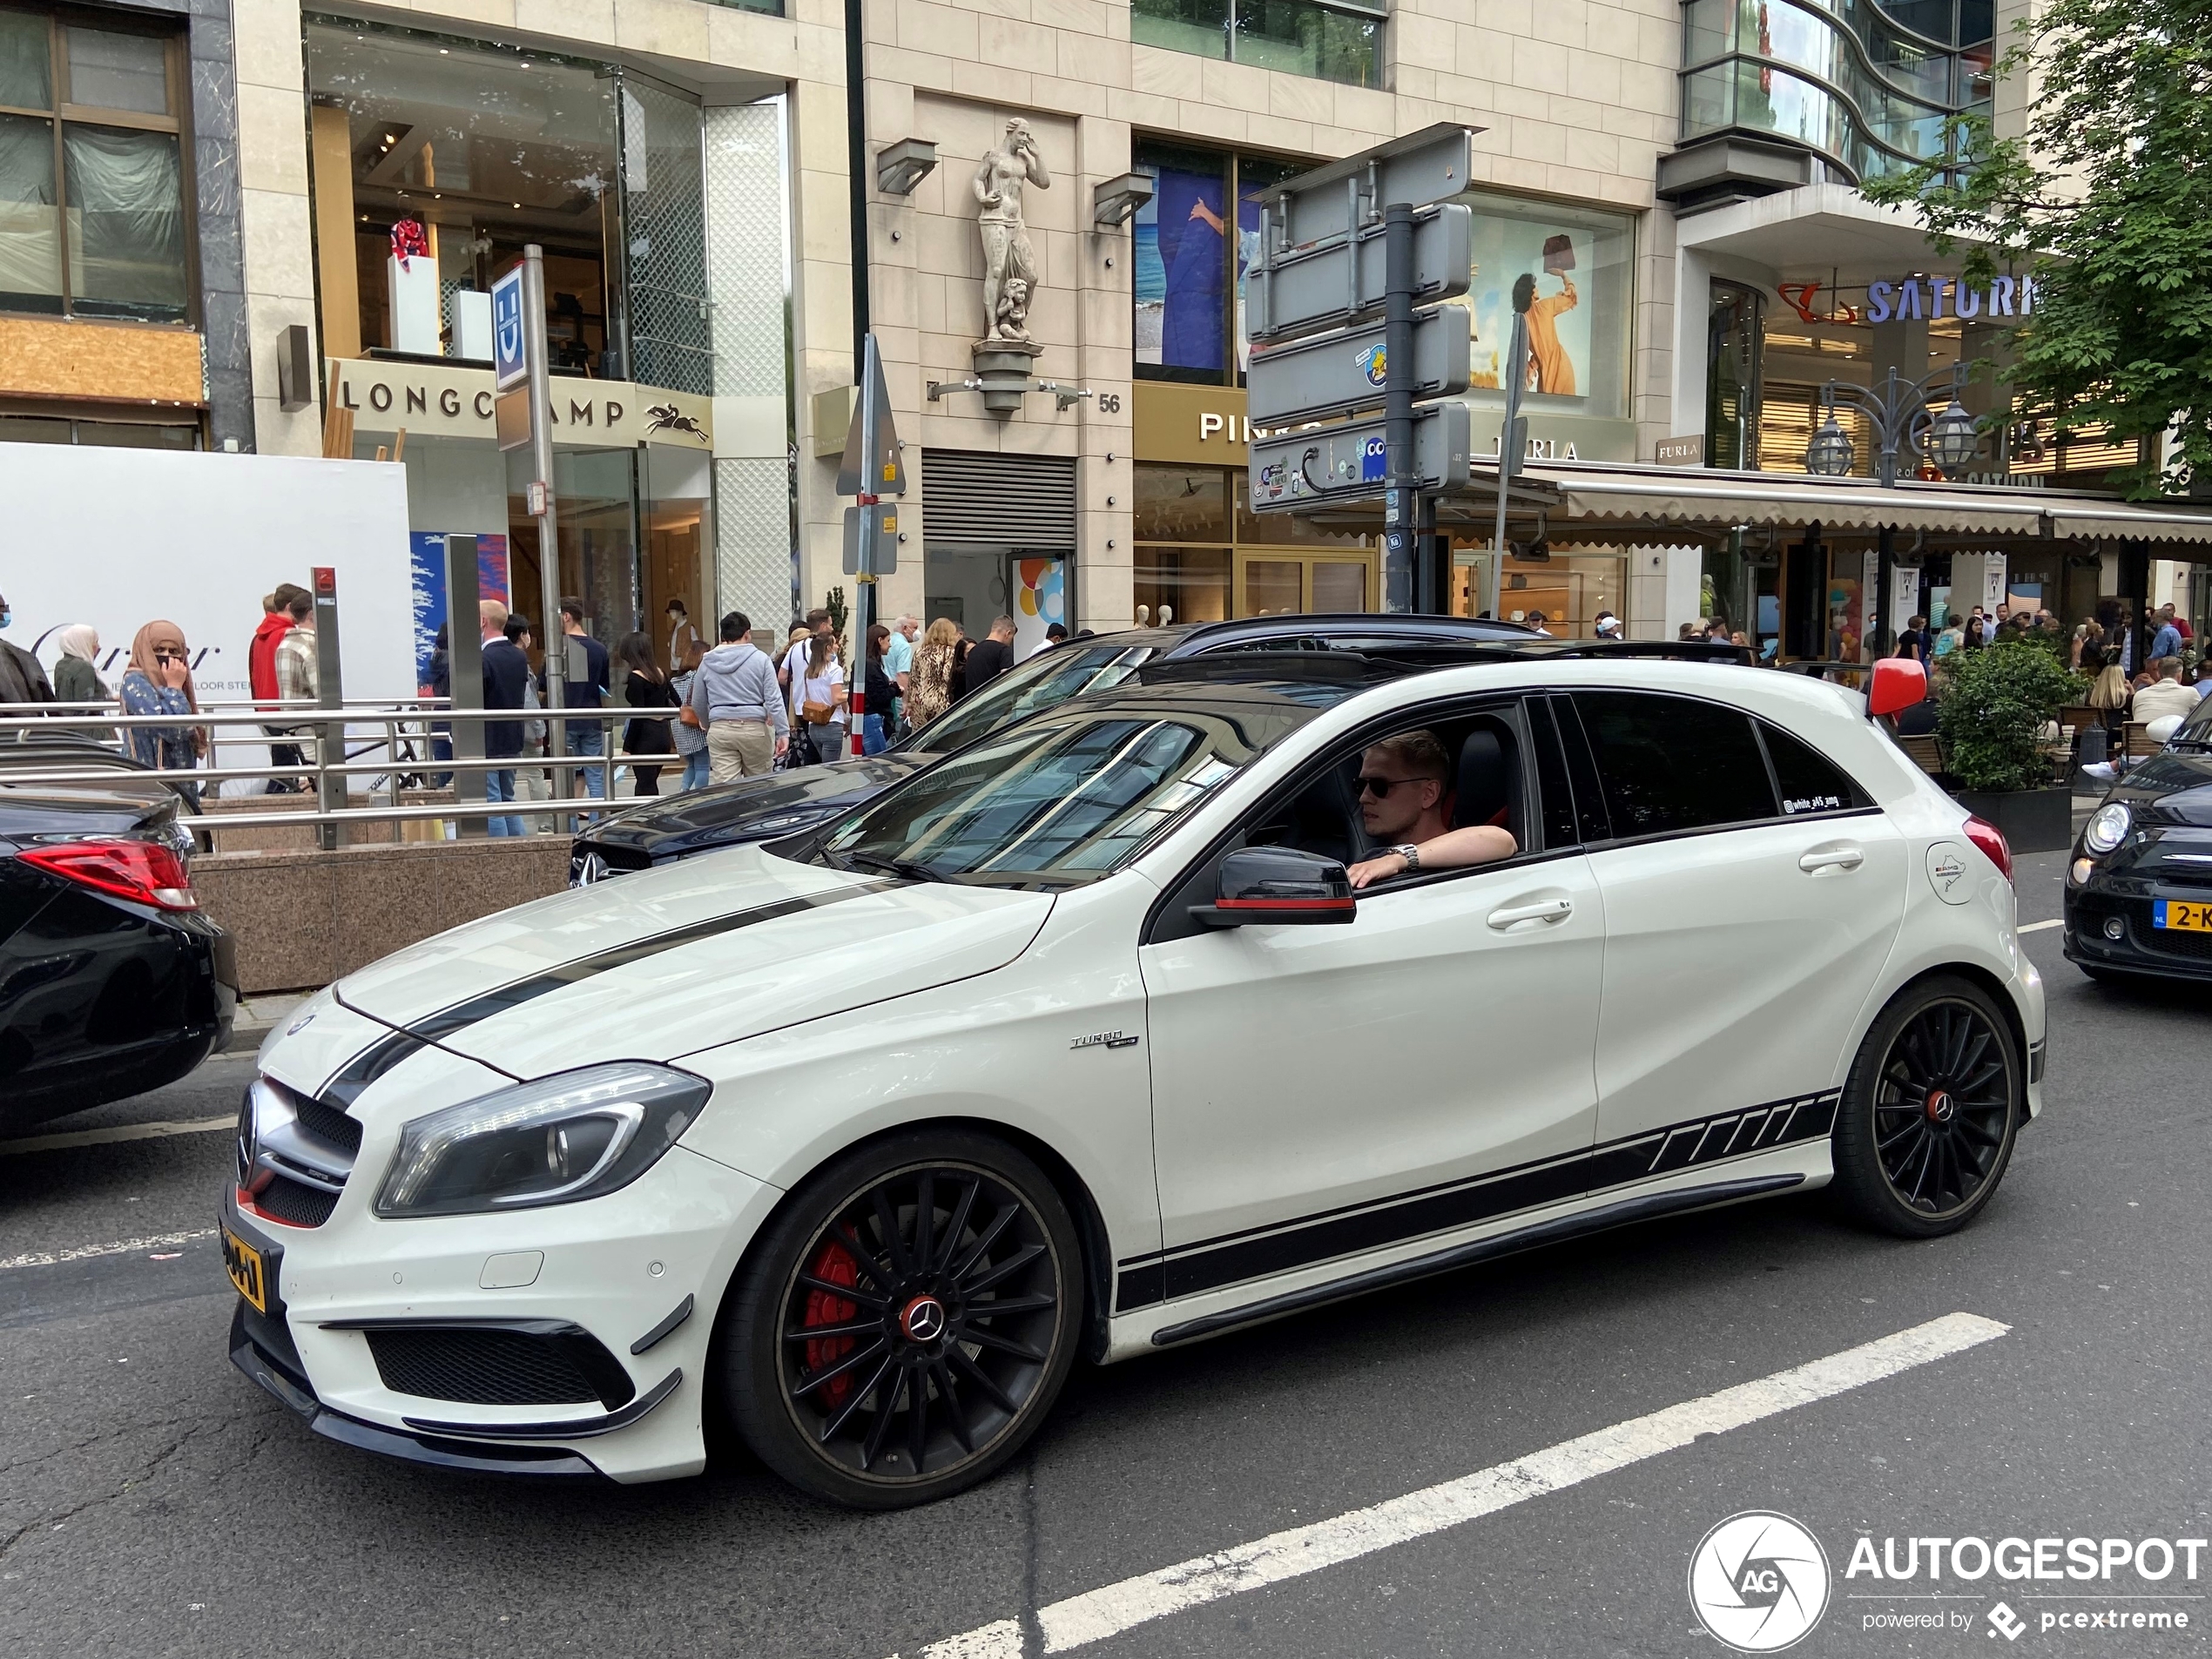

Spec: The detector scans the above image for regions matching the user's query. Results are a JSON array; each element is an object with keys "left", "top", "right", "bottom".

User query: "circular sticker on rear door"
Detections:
[{"left": 1925, "top": 841, "right": 1973, "bottom": 904}]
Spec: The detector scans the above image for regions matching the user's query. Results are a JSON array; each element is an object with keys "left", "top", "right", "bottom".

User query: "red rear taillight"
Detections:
[
  {"left": 19, "top": 839, "right": 198, "bottom": 910},
  {"left": 1963, "top": 815, "right": 2013, "bottom": 881}
]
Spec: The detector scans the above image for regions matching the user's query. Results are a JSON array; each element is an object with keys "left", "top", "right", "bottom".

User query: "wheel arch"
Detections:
[{"left": 1883, "top": 960, "right": 2031, "bottom": 1076}]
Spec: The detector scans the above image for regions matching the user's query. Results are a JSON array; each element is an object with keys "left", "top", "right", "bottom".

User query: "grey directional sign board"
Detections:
[
  {"left": 841, "top": 502, "right": 900, "bottom": 576},
  {"left": 1247, "top": 303, "right": 1472, "bottom": 427},
  {"left": 1248, "top": 402, "right": 1471, "bottom": 511},
  {"left": 1247, "top": 203, "right": 1471, "bottom": 345},
  {"left": 1263, "top": 124, "right": 1480, "bottom": 246}
]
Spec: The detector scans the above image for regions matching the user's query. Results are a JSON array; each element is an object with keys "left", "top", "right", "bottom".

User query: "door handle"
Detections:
[
  {"left": 1798, "top": 844, "right": 1865, "bottom": 873},
  {"left": 1487, "top": 897, "right": 1574, "bottom": 930}
]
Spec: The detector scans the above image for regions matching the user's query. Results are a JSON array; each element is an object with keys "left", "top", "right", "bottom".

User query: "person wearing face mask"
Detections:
[
  {"left": 119, "top": 620, "right": 205, "bottom": 806},
  {"left": 0, "top": 591, "right": 55, "bottom": 707}
]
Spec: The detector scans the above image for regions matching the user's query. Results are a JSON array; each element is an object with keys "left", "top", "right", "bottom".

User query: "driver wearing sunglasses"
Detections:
[{"left": 1345, "top": 729, "right": 1516, "bottom": 890}]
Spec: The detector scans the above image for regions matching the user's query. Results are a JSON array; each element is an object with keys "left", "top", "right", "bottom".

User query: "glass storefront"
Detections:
[
  {"left": 1449, "top": 547, "right": 1627, "bottom": 637},
  {"left": 1133, "top": 460, "right": 1374, "bottom": 622},
  {"left": 306, "top": 17, "right": 719, "bottom": 664}
]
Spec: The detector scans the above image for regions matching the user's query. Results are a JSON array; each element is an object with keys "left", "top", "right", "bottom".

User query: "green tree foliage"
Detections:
[
  {"left": 1860, "top": 0, "right": 2212, "bottom": 499},
  {"left": 1935, "top": 641, "right": 2084, "bottom": 791}
]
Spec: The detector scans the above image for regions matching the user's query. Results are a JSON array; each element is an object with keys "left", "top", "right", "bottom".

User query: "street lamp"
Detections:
[
  {"left": 1803, "top": 364, "right": 1978, "bottom": 488},
  {"left": 1806, "top": 415, "right": 1855, "bottom": 477}
]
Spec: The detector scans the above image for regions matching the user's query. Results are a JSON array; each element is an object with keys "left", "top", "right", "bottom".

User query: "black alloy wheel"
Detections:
[
  {"left": 722, "top": 1130, "right": 1082, "bottom": 1507},
  {"left": 1831, "top": 974, "right": 2021, "bottom": 1238}
]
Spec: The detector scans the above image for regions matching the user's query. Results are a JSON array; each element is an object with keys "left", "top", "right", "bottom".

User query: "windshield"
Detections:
[
  {"left": 2174, "top": 693, "right": 2212, "bottom": 749},
  {"left": 904, "top": 643, "right": 1158, "bottom": 755},
  {"left": 824, "top": 685, "right": 1332, "bottom": 888}
]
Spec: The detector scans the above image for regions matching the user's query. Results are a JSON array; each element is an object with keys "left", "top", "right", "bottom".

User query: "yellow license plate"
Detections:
[
  {"left": 221, "top": 1226, "right": 267, "bottom": 1312},
  {"left": 2155, "top": 900, "right": 2212, "bottom": 933}
]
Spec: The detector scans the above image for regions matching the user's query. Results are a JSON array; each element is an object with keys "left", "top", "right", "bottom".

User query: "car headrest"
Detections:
[{"left": 1454, "top": 728, "right": 1513, "bottom": 831}]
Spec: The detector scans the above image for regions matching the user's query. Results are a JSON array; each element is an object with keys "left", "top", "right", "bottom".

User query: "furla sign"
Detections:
[{"left": 327, "top": 359, "right": 713, "bottom": 449}]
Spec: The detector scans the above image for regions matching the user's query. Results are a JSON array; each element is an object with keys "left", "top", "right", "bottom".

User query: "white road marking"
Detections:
[
  {"left": 2018, "top": 919, "right": 2062, "bottom": 934},
  {"left": 895, "top": 1312, "right": 2010, "bottom": 1659},
  {"left": 0, "top": 1116, "right": 234, "bottom": 1157},
  {"left": 0, "top": 1229, "right": 218, "bottom": 1272}
]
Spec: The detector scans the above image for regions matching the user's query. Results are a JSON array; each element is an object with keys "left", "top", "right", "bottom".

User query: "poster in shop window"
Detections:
[
  {"left": 407, "top": 531, "right": 511, "bottom": 691},
  {"left": 1468, "top": 219, "right": 1593, "bottom": 401}
]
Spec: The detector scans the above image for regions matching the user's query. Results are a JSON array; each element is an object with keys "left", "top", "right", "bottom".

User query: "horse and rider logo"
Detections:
[{"left": 644, "top": 404, "right": 708, "bottom": 443}]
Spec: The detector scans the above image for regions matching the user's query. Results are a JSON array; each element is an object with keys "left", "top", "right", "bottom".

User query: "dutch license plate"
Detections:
[
  {"left": 2154, "top": 900, "right": 2212, "bottom": 934},
  {"left": 221, "top": 1225, "right": 267, "bottom": 1313}
]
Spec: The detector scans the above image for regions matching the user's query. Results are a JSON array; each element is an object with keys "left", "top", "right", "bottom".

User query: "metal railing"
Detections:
[{"left": 0, "top": 698, "right": 664, "bottom": 845}]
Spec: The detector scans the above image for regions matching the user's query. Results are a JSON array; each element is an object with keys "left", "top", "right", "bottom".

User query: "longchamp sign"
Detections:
[{"left": 327, "top": 358, "right": 713, "bottom": 448}]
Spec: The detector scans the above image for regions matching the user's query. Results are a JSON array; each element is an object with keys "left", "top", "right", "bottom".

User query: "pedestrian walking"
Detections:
[
  {"left": 480, "top": 602, "right": 530, "bottom": 837},
  {"left": 670, "top": 637, "right": 709, "bottom": 791},
  {"left": 250, "top": 583, "right": 309, "bottom": 791},
  {"left": 885, "top": 613, "right": 918, "bottom": 733},
  {"left": 1895, "top": 615, "right": 1930, "bottom": 662},
  {"left": 862, "top": 623, "right": 896, "bottom": 755},
  {"left": 51, "top": 624, "right": 115, "bottom": 742},
  {"left": 616, "top": 631, "right": 678, "bottom": 797},
  {"left": 906, "top": 617, "right": 962, "bottom": 729},
  {"left": 790, "top": 628, "right": 848, "bottom": 765},
  {"left": 961, "top": 616, "right": 1018, "bottom": 697},
  {"left": 687, "top": 610, "right": 787, "bottom": 783},
  {"left": 272, "top": 586, "right": 319, "bottom": 787},
  {"left": 0, "top": 588, "right": 54, "bottom": 706},
  {"left": 119, "top": 620, "right": 203, "bottom": 806},
  {"left": 556, "top": 597, "right": 611, "bottom": 802},
  {"left": 950, "top": 631, "right": 973, "bottom": 703}
]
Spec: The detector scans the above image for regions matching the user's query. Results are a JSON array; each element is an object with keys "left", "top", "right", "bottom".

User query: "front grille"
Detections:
[
  {"left": 2134, "top": 909, "right": 2212, "bottom": 960},
  {"left": 292, "top": 1094, "right": 362, "bottom": 1156},
  {"left": 571, "top": 841, "right": 652, "bottom": 885},
  {"left": 366, "top": 1327, "right": 617, "bottom": 1406},
  {"left": 253, "top": 1172, "right": 339, "bottom": 1227}
]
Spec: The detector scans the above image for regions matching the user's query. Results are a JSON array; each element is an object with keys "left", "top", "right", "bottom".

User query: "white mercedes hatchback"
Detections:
[{"left": 223, "top": 650, "right": 2045, "bottom": 1507}]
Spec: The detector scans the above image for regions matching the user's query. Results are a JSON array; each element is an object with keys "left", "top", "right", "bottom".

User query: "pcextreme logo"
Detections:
[{"left": 1689, "top": 1511, "right": 1832, "bottom": 1652}]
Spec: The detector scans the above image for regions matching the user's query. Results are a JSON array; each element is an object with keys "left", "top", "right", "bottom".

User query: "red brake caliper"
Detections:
[{"left": 802, "top": 1239, "right": 861, "bottom": 1409}]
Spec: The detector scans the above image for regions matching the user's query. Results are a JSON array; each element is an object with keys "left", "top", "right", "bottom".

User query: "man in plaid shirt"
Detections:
[{"left": 273, "top": 590, "right": 319, "bottom": 786}]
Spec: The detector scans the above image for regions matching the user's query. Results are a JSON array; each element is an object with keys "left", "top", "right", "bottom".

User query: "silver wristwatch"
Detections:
[{"left": 1392, "top": 843, "right": 1421, "bottom": 872}]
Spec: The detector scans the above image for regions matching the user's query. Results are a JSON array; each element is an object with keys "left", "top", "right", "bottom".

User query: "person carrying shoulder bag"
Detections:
[{"left": 790, "top": 631, "right": 848, "bottom": 766}]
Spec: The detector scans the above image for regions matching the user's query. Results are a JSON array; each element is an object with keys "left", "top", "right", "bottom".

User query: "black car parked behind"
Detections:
[{"left": 2064, "top": 690, "right": 2212, "bottom": 985}]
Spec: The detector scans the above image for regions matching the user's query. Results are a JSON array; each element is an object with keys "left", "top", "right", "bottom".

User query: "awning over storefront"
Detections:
[{"left": 1421, "top": 460, "right": 2212, "bottom": 547}]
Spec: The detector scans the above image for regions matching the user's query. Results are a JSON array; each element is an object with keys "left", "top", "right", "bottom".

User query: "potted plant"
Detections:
[{"left": 1932, "top": 639, "right": 2084, "bottom": 853}]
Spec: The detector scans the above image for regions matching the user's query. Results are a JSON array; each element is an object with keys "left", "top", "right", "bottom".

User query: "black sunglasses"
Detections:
[{"left": 1356, "top": 774, "right": 1426, "bottom": 798}]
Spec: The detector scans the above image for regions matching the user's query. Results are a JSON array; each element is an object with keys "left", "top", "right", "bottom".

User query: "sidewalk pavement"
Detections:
[{"left": 225, "top": 992, "right": 313, "bottom": 1054}]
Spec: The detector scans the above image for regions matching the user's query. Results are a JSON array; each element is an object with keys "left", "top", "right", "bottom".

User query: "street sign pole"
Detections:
[
  {"left": 1485, "top": 295, "right": 1531, "bottom": 623},
  {"left": 837, "top": 334, "right": 906, "bottom": 753},
  {"left": 1382, "top": 203, "right": 1416, "bottom": 615},
  {"left": 523, "top": 245, "right": 567, "bottom": 811}
]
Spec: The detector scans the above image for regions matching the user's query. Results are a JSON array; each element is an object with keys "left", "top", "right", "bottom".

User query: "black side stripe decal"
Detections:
[
  {"left": 1114, "top": 1091, "right": 1840, "bottom": 1312},
  {"left": 324, "top": 885, "right": 881, "bottom": 1104}
]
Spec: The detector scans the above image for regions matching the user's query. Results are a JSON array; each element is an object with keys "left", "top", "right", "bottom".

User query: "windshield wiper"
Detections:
[{"left": 846, "top": 852, "right": 953, "bottom": 884}]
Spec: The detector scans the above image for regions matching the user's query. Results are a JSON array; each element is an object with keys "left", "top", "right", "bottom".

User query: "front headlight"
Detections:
[
  {"left": 2083, "top": 801, "right": 2132, "bottom": 857},
  {"left": 374, "top": 1062, "right": 709, "bottom": 1218}
]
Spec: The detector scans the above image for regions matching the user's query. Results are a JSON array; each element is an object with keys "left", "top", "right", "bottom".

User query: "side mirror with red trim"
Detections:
[
  {"left": 1191, "top": 846, "right": 1357, "bottom": 927},
  {"left": 1869, "top": 657, "right": 1929, "bottom": 718}
]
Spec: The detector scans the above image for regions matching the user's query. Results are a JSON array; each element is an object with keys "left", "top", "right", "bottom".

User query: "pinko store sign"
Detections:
[{"left": 1778, "top": 274, "right": 2039, "bottom": 326}]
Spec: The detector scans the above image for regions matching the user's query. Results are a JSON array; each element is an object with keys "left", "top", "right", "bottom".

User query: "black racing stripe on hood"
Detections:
[{"left": 409, "top": 883, "right": 883, "bottom": 1043}]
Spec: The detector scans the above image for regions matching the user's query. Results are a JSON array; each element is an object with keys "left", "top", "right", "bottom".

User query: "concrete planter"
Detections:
[{"left": 1949, "top": 786, "right": 2074, "bottom": 854}]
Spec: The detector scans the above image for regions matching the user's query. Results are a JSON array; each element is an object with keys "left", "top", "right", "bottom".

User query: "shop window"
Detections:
[
  {"left": 1136, "top": 461, "right": 1374, "bottom": 622},
  {"left": 1133, "top": 143, "right": 1305, "bottom": 384},
  {"left": 305, "top": 18, "right": 709, "bottom": 391},
  {"left": 1707, "top": 280, "right": 1763, "bottom": 470},
  {"left": 0, "top": 8, "right": 190, "bottom": 323},
  {"left": 1462, "top": 190, "right": 1634, "bottom": 424},
  {"left": 0, "top": 409, "right": 197, "bottom": 445},
  {"left": 1131, "top": 0, "right": 1381, "bottom": 87}
]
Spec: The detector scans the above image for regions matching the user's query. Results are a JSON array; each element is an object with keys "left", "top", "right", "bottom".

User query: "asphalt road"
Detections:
[{"left": 3, "top": 847, "right": 2207, "bottom": 1659}]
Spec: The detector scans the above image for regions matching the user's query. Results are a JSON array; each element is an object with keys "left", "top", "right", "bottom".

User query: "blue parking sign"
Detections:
[{"left": 492, "top": 266, "right": 527, "bottom": 391}]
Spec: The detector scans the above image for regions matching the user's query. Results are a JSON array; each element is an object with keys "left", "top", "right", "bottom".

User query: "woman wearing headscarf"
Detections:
[
  {"left": 119, "top": 620, "right": 204, "bottom": 806},
  {"left": 905, "top": 617, "right": 962, "bottom": 729},
  {"left": 51, "top": 625, "right": 116, "bottom": 742}
]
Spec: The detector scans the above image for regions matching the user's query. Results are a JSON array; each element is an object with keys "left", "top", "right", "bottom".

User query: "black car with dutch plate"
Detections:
[
  {"left": 570, "top": 614, "right": 1536, "bottom": 885},
  {"left": 0, "top": 772, "right": 235, "bottom": 1131},
  {"left": 2063, "top": 691, "right": 2212, "bottom": 983}
]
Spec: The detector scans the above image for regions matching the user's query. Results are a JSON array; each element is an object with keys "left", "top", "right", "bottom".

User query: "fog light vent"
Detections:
[{"left": 2103, "top": 917, "right": 2126, "bottom": 940}]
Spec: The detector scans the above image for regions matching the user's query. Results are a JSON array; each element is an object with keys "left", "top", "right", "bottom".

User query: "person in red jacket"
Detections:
[{"left": 250, "top": 583, "right": 307, "bottom": 792}]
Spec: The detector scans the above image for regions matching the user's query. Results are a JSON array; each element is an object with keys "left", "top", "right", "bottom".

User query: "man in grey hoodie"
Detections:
[{"left": 688, "top": 610, "right": 788, "bottom": 782}]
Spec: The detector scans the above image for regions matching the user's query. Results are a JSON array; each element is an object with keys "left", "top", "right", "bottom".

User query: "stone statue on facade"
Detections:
[{"left": 974, "top": 118, "right": 1050, "bottom": 344}]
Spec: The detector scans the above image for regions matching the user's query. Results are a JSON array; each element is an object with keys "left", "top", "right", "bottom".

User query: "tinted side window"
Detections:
[
  {"left": 1574, "top": 692, "right": 1778, "bottom": 838},
  {"left": 1760, "top": 723, "right": 1871, "bottom": 815},
  {"left": 1527, "top": 696, "right": 1580, "bottom": 852}
]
